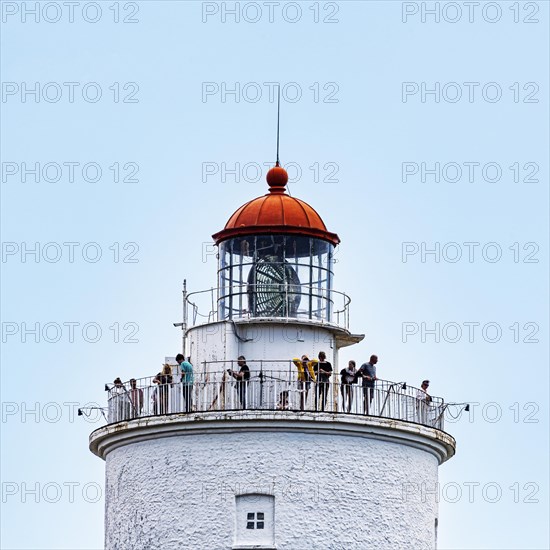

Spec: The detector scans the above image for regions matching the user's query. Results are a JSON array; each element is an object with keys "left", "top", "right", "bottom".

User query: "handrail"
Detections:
[
  {"left": 105, "top": 370, "right": 445, "bottom": 431},
  {"left": 185, "top": 285, "right": 352, "bottom": 330}
]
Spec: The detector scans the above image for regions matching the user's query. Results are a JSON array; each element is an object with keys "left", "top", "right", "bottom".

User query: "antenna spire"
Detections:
[
  {"left": 265, "top": 83, "right": 288, "bottom": 191},
  {"left": 276, "top": 84, "right": 281, "bottom": 167}
]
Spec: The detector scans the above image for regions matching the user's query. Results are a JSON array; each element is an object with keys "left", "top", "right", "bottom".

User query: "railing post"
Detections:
[
  {"left": 259, "top": 360, "right": 264, "bottom": 409},
  {"left": 433, "top": 404, "right": 447, "bottom": 429},
  {"left": 211, "top": 287, "right": 215, "bottom": 322},
  {"left": 379, "top": 383, "right": 395, "bottom": 417}
]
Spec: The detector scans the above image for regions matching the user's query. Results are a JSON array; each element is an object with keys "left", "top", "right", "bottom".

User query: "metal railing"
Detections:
[
  {"left": 106, "top": 365, "right": 445, "bottom": 431},
  {"left": 185, "top": 285, "right": 352, "bottom": 330}
]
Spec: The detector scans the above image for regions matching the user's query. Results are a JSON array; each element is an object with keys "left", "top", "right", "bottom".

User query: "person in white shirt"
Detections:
[
  {"left": 416, "top": 380, "right": 432, "bottom": 423},
  {"left": 416, "top": 380, "right": 432, "bottom": 402},
  {"left": 110, "top": 377, "right": 130, "bottom": 421}
]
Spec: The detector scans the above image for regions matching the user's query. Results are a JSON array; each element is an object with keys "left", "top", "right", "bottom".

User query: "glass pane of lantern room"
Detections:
[
  {"left": 219, "top": 236, "right": 333, "bottom": 322},
  {"left": 287, "top": 235, "right": 309, "bottom": 321},
  {"left": 219, "top": 240, "right": 243, "bottom": 320},
  {"left": 218, "top": 241, "right": 229, "bottom": 319},
  {"left": 248, "top": 235, "right": 292, "bottom": 318},
  {"left": 218, "top": 238, "right": 255, "bottom": 320},
  {"left": 311, "top": 239, "right": 333, "bottom": 322}
]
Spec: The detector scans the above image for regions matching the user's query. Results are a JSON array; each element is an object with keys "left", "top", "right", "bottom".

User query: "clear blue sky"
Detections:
[{"left": 1, "top": 1, "right": 548, "bottom": 549}]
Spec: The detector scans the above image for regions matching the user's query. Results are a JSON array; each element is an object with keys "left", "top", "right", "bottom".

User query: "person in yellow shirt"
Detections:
[{"left": 292, "top": 355, "right": 317, "bottom": 410}]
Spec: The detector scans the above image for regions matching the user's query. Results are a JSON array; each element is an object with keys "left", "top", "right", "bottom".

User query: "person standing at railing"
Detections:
[
  {"left": 111, "top": 377, "right": 131, "bottom": 421},
  {"left": 416, "top": 380, "right": 432, "bottom": 424},
  {"left": 227, "top": 355, "right": 250, "bottom": 409},
  {"left": 292, "top": 356, "right": 317, "bottom": 410},
  {"left": 340, "top": 360, "right": 358, "bottom": 413},
  {"left": 151, "top": 375, "right": 159, "bottom": 415},
  {"left": 128, "top": 378, "right": 144, "bottom": 419},
  {"left": 154, "top": 364, "right": 173, "bottom": 415},
  {"left": 358, "top": 355, "right": 378, "bottom": 415},
  {"left": 314, "top": 351, "right": 333, "bottom": 411},
  {"left": 176, "top": 354, "right": 194, "bottom": 413}
]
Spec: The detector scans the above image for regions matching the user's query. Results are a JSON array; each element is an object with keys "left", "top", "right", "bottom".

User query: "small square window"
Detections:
[{"left": 235, "top": 494, "right": 274, "bottom": 546}]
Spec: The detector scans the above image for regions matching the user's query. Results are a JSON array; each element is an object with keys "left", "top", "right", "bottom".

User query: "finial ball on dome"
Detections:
[{"left": 266, "top": 165, "right": 288, "bottom": 188}]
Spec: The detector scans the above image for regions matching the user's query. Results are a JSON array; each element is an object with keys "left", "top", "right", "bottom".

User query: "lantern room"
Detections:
[{"left": 212, "top": 165, "right": 341, "bottom": 324}]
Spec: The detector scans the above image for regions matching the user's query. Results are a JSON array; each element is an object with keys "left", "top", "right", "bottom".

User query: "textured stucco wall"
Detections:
[{"left": 104, "top": 429, "right": 439, "bottom": 549}]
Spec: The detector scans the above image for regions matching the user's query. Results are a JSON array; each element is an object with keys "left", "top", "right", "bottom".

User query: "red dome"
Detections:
[{"left": 212, "top": 166, "right": 340, "bottom": 245}]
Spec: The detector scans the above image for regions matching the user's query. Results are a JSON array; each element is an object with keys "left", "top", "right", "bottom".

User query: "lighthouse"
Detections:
[{"left": 89, "top": 161, "right": 456, "bottom": 549}]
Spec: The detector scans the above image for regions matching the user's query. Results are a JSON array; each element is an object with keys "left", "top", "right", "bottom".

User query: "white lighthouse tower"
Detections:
[{"left": 90, "top": 162, "right": 456, "bottom": 550}]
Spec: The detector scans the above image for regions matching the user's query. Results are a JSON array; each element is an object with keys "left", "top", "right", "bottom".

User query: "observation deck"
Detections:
[{"left": 89, "top": 361, "right": 456, "bottom": 464}]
